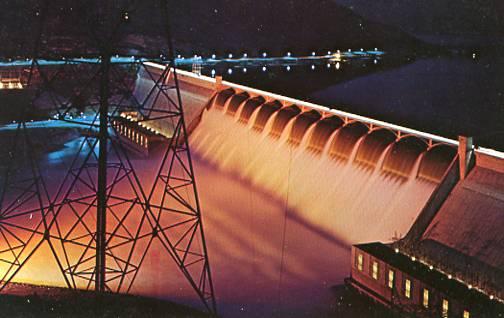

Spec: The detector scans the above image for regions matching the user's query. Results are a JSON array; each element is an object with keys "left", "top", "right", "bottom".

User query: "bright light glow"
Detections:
[
  {"left": 211, "top": 69, "right": 216, "bottom": 76},
  {"left": 327, "top": 51, "right": 332, "bottom": 55},
  {"left": 394, "top": 248, "right": 399, "bottom": 253},
  {"left": 374, "top": 59, "right": 378, "bottom": 64},
  {"left": 388, "top": 270, "right": 394, "bottom": 288},
  {"left": 375, "top": 48, "right": 378, "bottom": 51},
  {"left": 326, "top": 63, "right": 331, "bottom": 68},
  {"left": 463, "top": 310, "right": 470, "bottom": 318},
  {"left": 336, "top": 62, "right": 340, "bottom": 70},
  {"left": 0, "top": 80, "right": 23, "bottom": 90},
  {"left": 442, "top": 299, "right": 449, "bottom": 318},
  {"left": 227, "top": 68, "right": 233, "bottom": 75},
  {"left": 411, "top": 256, "right": 416, "bottom": 261},
  {"left": 357, "top": 254, "right": 363, "bottom": 271},
  {"left": 429, "top": 265, "right": 433, "bottom": 270},
  {"left": 243, "top": 53, "right": 248, "bottom": 58},
  {"left": 262, "top": 66, "right": 267, "bottom": 72},
  {"left": 211, "top": 54, "right": 216, "bottom": 59},
  {"left": 468, "top": 284, "right": 472, "bottom": 289},
  {"left": 287, "top": 52, "right": 291, "bottom": 57},
  {"left": 262, "top": 52, "right": 267, "bottom": 58},
  {"left": 286, "top": 65, "right": 291, "bottom": 71},
  {"left": 348, "top": 49, "right": 351, "bottom": 52},
  {"left": 228, "top": 53, "right": 233, "bottom": 58},
  {"left": 242, "top": 68, "right": 247, "bottom": 73},
  {"left": 372, "top": 261, "right": 379, "bottom": 280},
  {"left": 404, "top": 279, "right": 411, "bottom": 298},
  {"left": 311, "top": 65, "right": 315, "bottom": 70},
  {"left": 423, "top": 289, "right": 429, "bottom": 308},
  {"left": 448, "top": 274, "right": 452, "bottom": 279},
  {"left": 312, "top": 52, "right": 316, "bottom": 56}
]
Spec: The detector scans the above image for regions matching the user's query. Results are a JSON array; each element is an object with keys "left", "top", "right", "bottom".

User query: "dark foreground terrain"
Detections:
[
  {"left": 331, "top": 285, "right": 397, "bottom": 318},
  {"left": 0, "top": 283, "right": 207, "bottom": 318}
]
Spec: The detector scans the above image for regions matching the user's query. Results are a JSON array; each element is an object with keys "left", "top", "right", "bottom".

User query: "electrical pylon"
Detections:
[{"left": 0, "top": 0, "right": 217, "bottom": 315}]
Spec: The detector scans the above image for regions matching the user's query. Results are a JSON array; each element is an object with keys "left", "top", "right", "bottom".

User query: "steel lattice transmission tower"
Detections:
[{"left": 0, "top": 0, "right": 217, "bottom": 314}]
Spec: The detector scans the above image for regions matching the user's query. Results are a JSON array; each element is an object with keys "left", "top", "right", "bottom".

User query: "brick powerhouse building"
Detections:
[{"left": 347, "top": 138, "right": 504, "bottom": 318}]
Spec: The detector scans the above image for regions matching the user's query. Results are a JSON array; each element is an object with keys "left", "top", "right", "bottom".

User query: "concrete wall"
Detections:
[{"left": 403, "top": 156, "right": 461, "bottom": 244}]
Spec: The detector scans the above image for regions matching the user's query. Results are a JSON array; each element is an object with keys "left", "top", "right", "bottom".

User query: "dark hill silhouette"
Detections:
[{"left": 0, "top": 0, "right": 423, "bottom": 57}]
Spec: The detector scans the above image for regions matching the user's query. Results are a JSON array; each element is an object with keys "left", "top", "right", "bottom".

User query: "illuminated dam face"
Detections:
[
  {"left": 191, "top": 88, "right": 456, "bottom": 245},
  {"left": 143, "top": 68, "right": 455, "bottom": 316},
  {"left": 0, "top": 67, "right": 457, "bottom": 318}
]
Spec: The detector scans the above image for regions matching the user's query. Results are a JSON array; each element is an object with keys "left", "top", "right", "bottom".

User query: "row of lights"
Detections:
[
  {"left": 120, "top": 113, "right": 161, "bottom": 136},
  {"left": 210, "top": 62, "right": 345, "bottom": 76},
  {"left": 0, "top": 81, "right": 23, "bottom": 89},
  {"left": 179, "top": 48, "right": 380, "bottom": 60},
  {"left": 208, "top": 59, "right": 383, "bottom": 77},
  {"left": 394, "top": 247, "right": 501, "bottom": 303}
]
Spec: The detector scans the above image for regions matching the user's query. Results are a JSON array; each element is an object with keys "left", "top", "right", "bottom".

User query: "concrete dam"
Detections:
[{"left": 128, "top": 63, "right": 458, "bottom": 316}]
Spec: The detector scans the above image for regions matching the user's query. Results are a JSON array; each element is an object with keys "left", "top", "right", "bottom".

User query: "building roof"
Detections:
[{"left": 418, "top": 162, "right": 504, "bottom": 297}]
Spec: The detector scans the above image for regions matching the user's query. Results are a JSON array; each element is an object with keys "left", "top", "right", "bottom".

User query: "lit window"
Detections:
[
  {"left": 388, "top": 270, "right": 394, "bottom": 289},
  {"left": 463, "top": 310, "right": 470, "bottom": 318},
  {"left": 357, "top": 254, "right": 363, "bottom": 271},
  {"left": 372, "top": 261, "right": 379, "bottom": 280},
  {"left": 442, "top": 299, "right": 449, "bottom": 318},
  {"left": 404, "top": 279, "right": 411, "bottom": 298},
  {"left": 422, "top": 289, "right": 429, "bottom": 308}
]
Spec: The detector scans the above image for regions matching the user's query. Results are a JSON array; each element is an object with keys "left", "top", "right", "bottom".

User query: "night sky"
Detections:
[
  {"left": 2, "top": 0, "right": 503, "bottom": 58},
  {"left": 333, "top": 0, "right": 504, "bottom": 45}
]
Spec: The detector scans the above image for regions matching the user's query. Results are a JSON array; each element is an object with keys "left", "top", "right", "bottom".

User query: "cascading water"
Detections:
[{"left": 190, "top": 89, "right": 455, "bottom": 245}]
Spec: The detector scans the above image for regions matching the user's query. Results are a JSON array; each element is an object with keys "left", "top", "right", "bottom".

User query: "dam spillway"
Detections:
[
  {"left": 133, "top": 63, "right": 457, "bottom": 243},
  {"left": 190, "top": 95, "right": 455, "bottom": 244},
  {"left": 130, "top": 63, "right": 459, "bottom": 316}
]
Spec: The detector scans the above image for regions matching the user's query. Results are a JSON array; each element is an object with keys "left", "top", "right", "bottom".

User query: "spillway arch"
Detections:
[{"left": 205, "top": 87, "right": 458, "bottom": 182}]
